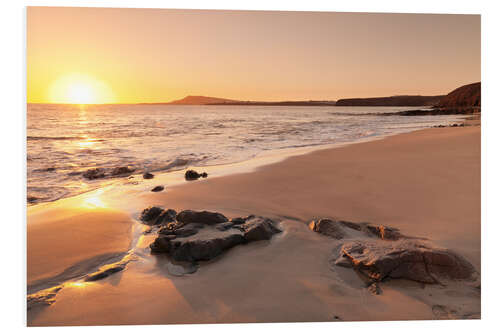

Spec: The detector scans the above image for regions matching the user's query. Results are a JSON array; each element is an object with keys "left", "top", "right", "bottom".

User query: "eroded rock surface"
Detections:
[
  {"left": 149, "top": 211, "right": 281, "bottom": 263},
  {"left": 309, "top": 218, "right": 477, "bottom": 286}
]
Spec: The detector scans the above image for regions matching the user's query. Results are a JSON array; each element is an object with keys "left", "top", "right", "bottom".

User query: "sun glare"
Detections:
[{"left": 49, "top": 73, "right": 115, "bottom": 104}]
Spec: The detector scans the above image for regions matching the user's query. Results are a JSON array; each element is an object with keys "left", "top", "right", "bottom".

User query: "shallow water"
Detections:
[{"left": 27, "top": 103, "right": 463, "bottom": 203}]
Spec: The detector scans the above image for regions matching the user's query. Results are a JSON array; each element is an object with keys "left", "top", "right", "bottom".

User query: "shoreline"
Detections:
[
  {"left": 27, "top": 123, "right": 481, "bottom": 325},
  {"left": 27, "top": 115, "right": 471, "bottom": 207}
]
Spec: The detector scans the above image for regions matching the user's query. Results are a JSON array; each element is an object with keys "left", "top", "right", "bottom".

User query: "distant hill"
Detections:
[
  {"left": 335, "top": 95, "right": 444, "bottom": 107},
  {"left": 167, "top": 95, "right": 336, "bottom": 106},
  {"left": 435, "top": 82, "right": 481, "bottom": 108},
  {"left": 168, "top": 95, "right": 237, "bottom": 105}
]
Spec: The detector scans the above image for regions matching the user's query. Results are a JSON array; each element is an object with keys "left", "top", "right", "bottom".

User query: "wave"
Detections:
[{"left": 28, "top": 136, "right": 86, "bottom": 141}]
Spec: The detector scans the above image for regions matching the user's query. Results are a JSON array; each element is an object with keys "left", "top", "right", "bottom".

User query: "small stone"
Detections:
[
  {"left": 151, "top": 185, "right": 164, "bottom": 192},
  {"left": 111, "top": 166, "right": 135, "bottom": 176},
  {"left": 143, "top": 172, "right": 154, "bottom": 179}
]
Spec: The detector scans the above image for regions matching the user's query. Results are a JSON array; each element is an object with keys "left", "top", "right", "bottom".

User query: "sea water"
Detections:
[{"left": 27, "top": 103, "right": 464, "bottom": 203}]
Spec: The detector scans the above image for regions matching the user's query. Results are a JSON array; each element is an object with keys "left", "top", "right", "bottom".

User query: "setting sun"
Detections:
[{"left": 48, "top": 73, "right": 115, "bottom": 104}]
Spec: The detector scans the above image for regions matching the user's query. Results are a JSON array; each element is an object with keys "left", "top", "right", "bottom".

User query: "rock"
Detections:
[
  {"left": 82, "top": 168, "right": 106, "bottom": 180},
  {"left": 156, "top": 209, "right": 177, "bottom": 224},
  {"left": 140, "top": 206, "right": 164, "bottom": 225},
  {"left": 309, "top": 219, "right": 346, "bottom": 239},
  {"left": 230, "top": 216, "right": 249, "bottom": 225},
  {"left": 27, "top": 196, "right": 38, "bottom": 203},
  {"left": 143, "top": 172, "right": 154, "bottom": 179},
  {"left": 111, "top": 166, "right": 135, "bottom": 176},
  {"left": 368, "top": 282, "right": 382, "bottom": 295},
  {"left": 151, "top": 185, "right": 164, "bottom": 192},
  {"left": 168, "top": 231, "right": 245, "bottom": 262},
  {"left": 173, "top": 225, "right": 199, "bottom": 237},
  {"left": 184, "top": 169, "right": 208, "bottom": 180},
  {"left": 240, "top": 216, "right": 282, "bottom": 241},
  {"left": 150, "top": 212, "right": 282, "bottom": 263},
  {"left": 335, "top": 240, "right": 476, "bottom": 284},
  {"left": 176, "top": 210, "right": 228, "bottom": 225},
  {"left": 215, "top": 222, "right": 234, "bottom": 231}
]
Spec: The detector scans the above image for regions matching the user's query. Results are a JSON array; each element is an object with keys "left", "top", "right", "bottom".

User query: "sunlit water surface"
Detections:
[{"left": 27, "top": 103, "right": 464, "bottom": 203}]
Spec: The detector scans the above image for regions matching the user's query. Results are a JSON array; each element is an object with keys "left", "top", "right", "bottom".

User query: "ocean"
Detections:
[{"left": 27, "top": 103, "right": 464, "bottom": 204}]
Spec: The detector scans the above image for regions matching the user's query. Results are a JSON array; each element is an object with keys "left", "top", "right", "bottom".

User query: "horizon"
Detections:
[{"left": 27, "top": 7, "right": 480, "bottom": 104}]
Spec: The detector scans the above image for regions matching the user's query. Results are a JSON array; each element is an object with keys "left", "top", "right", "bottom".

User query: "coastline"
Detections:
[{"left": 27, "top": 123, "right": 481, "bottom": 325}]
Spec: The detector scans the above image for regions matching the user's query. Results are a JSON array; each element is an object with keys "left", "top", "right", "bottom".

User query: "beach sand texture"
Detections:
[{"left": 27, "top": 126, "right": 481, "bottom": 325}]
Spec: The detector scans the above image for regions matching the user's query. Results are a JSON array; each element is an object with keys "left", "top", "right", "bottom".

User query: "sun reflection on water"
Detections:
[{"left": 81, "top": 188, "right": 107, "bottom": 208}]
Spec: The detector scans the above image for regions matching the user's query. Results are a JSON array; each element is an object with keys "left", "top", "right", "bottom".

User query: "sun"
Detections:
[
  {"left": 67, "top": 83, "right": 95, "bottom": 104},
  {"left": 49, "top": 73, "right": 115, "bottom": 104}
]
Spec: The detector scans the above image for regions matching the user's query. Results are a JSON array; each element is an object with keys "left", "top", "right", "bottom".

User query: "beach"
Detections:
[{"left": 27, "top": 124, "right": 481, "bottom": 326}]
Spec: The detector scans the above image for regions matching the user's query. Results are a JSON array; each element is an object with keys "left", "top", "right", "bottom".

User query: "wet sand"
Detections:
[{"left": 27, "top": 125, "right": 481, "bottom": 325}]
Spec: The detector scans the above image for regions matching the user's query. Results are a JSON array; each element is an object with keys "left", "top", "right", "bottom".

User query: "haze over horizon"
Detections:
[{"left": 27, "top": 7, "right": 480, "bottom": 104}]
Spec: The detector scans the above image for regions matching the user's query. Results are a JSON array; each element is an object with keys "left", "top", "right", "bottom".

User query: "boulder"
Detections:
[
  {"left": 335, "top": 240, "right": 476, "bottom": 284},
  {"left": 151, "top": 185, "right": 164, "bottom": 192},
  {"left": 143, "top": 172, "right": 154, "bottom": 179},
  {"left": 149, "top": 211, "right": 281, "bottom": 263},
  {"left": 82, "top": 168, "right": 106, "bottom": 180},
  {"left": 176, "top": 210, "right": 228, "bottom": 225}
]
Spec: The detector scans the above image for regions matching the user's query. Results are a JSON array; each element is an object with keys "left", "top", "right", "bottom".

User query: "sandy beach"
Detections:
[{"left": 26, "top": 124, "right": 481, "bottom": 326}]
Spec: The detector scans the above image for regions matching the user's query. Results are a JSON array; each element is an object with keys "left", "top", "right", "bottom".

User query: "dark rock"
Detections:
[
  {"left": 143, "top": 172, "right": 154, "bottom": 179},
  {"left": 151, "top": 185, "right": 164, "bottom": 192},
  {"left": 240, "top": 216, "right": 282, "bottom": 242},
  {"left": 173, "top": 225, "right": 199, "bottom": 237},
  {"left": 150, "top": 213, "right": 281, "bottom": 263},
  {"left": 140, "top": 206, "right": 164, "bottom": 225},
  {"left": 156, "top": 209, "right": 177, "bottom": 224},
  {"left": 230, "top": 216, "right": 249, "bottom": 225},
  {"left": 111, "top": 166, "right": 135, "bottom": 176},
  {"left": 184, "top": 169, "right": 208, "bottom": 180},
  {"left": 309, "top": 219, "right": 346, "bottom": 239},
  {"left": 27, "top": 196, "right": 38, "bottom": 203},
  {"left": 168, "top": 231, "right": 245, "bottom": 262},
  {"left": 83, "top": 168, "right": 106, "bottom": 180},
  {"left": 215, "top": 222, "right": 234, "bottom": 231},
  {"left": 335, "top": 240, "right": 476, "bottom": 284},
  {"left": 176, "top": 210, "right": 228, "bottom": 225}
]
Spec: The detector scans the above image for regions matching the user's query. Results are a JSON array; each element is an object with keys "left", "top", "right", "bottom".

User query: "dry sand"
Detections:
[{"left": 27, "top": 125, "right": 481, "bottom": 326}]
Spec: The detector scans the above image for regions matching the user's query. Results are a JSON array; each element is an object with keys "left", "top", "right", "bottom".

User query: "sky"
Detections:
[{"left": 27, "top": 7, "right": 481, "bottom": 103}]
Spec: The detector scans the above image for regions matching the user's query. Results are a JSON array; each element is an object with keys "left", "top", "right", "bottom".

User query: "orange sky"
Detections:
[{"left": 27, "top": 7, "right": 480, "bottom": 103}]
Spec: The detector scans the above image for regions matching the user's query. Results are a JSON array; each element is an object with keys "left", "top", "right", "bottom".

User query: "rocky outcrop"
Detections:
[
  {"left": 309, "top": 218, "right": 477, "bottom": 286},
  {"left": 184, "top": 169, "right": 208, "bottom": 180},
  {"left": 436, "top": 82, "right": 481, "bottom": 108},
  {"left": 335, "top": 240, "right": 476, "bottom": 284},
  {"left": 149, "top": 211, "right": 281, "bottom": 263}
]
